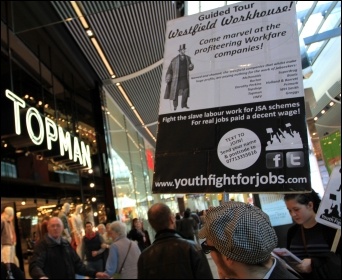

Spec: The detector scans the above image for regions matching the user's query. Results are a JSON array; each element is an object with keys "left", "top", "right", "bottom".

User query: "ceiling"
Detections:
[{"left": 1, "top": 1, "right": 341, "bottom": 152}]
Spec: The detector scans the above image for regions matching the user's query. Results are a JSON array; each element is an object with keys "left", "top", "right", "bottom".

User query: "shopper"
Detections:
[
  {"left": 178, "top": 208, "right": 196, "bottom": 241},
  {"left": 138, "top": 203, "right": 213, "bottom": 279},
  {"left": 96, "top": 221, "right": 141, "bottom": 279},
  {"left": 127, "top": 218, "right": 151, "bottom": 252},
  {"left": 199, "top": 201, "right": 299, "bottom": 279},
  {"left": 81, "top": 221, "right": 106, "bottom": 272},
  {"left": 29, "top": 217, "right": 98, "bottom": 279},
  {"left": 284, "top": 191, "right": 341, "bottom": 279}
]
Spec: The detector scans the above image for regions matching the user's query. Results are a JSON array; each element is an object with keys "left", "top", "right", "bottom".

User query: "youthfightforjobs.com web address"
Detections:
[{"left": 154, "top": 172, "right": 308, "bottom": 189}]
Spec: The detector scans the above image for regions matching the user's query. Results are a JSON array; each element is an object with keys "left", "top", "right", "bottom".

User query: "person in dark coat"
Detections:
[
  {"left": 29, "top": 217, "right": 98, "bottom": 279},
  {"left": 178, "top": 208, "right": 196, "bottom": 241},
  {"left": 137, "top": 203, "right": 213, "bottom": 279},
  {"left": 127, "top": 218, "right": 151, "bottom": 252}
]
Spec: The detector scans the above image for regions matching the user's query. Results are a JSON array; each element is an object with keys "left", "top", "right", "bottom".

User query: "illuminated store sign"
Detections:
[{"left": 6, "top": 89, "right": 92, "bottom": 169}]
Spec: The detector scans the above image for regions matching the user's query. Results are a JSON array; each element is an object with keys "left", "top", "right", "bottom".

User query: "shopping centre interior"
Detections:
[{"left": 1, "top": 1, "right": 341, "bottom": 275}]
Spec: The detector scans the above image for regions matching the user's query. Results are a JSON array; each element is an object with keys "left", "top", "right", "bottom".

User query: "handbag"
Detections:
[{"left": 111, "top": 241, "right": 132, "bottom": 279}]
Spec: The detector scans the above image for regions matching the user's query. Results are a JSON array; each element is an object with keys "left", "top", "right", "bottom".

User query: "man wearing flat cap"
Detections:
[
  {"left": 164, "top": 43, "right": 194, "bottom": 111},
  {"left": 199, "top": 201, "right": 300, "bottom": 279}
]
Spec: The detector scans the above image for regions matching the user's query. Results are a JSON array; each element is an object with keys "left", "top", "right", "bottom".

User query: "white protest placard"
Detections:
[
  {"left": 153, "top": 1, "right": 310, "bottom": 194},
  {"left": 316, "top": 165, "right": 341, "bottom": 229}
]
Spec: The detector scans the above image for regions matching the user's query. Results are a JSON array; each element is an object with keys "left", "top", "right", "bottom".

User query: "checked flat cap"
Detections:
[{"left": 199, "top": 201, "right": 278, "bottom": 264}]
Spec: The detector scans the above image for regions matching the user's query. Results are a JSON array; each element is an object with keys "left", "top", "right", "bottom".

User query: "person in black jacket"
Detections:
[
  {"left": 29, "top": 217, "right": 98, "bottom": 279},
  {"left": 127, "top": 218, "right": 151, "bottom": 252},
  {"left": 137, "top": 203, "right": 213, "bottom": 279},
  {"left": 81, "top": 221, "right": 106, "bottom": 272},
  {"left": 284, "top": 191, "right": 341, "bottom": 279},
  {"left": 178, "top": 209, "right": 195, "bottom": 241}
]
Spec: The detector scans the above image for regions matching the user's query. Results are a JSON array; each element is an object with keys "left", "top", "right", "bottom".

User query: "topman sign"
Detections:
[{"left": 5, "top": 89, "right": 92, "bottom": 169}]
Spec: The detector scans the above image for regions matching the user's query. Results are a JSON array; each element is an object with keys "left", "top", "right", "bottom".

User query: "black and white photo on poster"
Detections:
[{"left": 153, "top": 1, "right": 311, "bottom": 194}]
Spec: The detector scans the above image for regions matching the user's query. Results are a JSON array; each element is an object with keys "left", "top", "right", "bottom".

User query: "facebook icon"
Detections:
[{"left": 266, "top": 152, "right": 283, "bottom": 169}]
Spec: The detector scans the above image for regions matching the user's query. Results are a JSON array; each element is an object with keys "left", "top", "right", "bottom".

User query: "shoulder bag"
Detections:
[{"left": 112, "top": 241, "right": 132, "bottom": 279}]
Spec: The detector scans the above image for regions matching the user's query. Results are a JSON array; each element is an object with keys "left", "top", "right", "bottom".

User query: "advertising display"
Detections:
[{"left": 153, "top": 1, "right": 311, "bottom": 194}]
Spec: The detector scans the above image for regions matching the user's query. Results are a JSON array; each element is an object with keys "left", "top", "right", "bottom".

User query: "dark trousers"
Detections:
[{"left": 173, "top": 88, "right": 189, "bottom": 108}]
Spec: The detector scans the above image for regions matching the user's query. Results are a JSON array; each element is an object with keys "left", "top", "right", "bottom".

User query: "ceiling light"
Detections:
[
  {"left": 91, "top": 197, "right": 96, "bottom": 202},
  {"left": 90, "top": 183, "right": 95, "bottom": 188},
  {"left": 71, "top": 1, "right": 89, "bottom": 29},
  {"left": 86, "top": 29, "right": 93, "bottom": 37},
  {"left": 321, "top": 109, "right": 326, "bottom": 114},
  {"left": 329, "top": 101, "right": 334, "bottom": 106},
  {"left": 21, "top": 199, "right": 26, "bottom": 206},
  {"left": 90, "top": 37, "right": 115, "bottom": 77},
  {"left": 38, "top": 205, "right": 56, "bottom": 210},
  {"left": 314, "top": 117, "right": 318, "bottom": 121},
  {"left": 36, "top": 154, "right": 44, "bottom": 160}
]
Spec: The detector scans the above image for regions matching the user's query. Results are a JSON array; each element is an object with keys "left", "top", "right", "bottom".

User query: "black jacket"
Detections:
[
  {"left": 29, "top": 235, "right": 96, "bottom": 279},
  {"left": 127, "top": 228, "right": 151, "bottom": 252},
  {"left": 137, "top": 229, "right": 213, "bottom": 279}
]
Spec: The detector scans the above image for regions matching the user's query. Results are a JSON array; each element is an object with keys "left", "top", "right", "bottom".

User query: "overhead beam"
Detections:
[{"left": 304, "top": 27, "right": 341, "bottom": 45}]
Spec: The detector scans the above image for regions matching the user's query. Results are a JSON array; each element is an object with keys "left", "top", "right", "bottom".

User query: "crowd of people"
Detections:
[{"left": 1, "top": 190, "right": 340, "bottom": 279}]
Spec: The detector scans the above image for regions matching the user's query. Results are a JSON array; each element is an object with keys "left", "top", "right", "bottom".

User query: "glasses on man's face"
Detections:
[{"left": 201, "top": 241, "right": 219, "bottom": 254}]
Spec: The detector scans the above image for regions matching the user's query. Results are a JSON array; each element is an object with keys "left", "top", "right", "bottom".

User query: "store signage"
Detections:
[{"left": 5, "top": 89, "right": 92, "bottom": 169}]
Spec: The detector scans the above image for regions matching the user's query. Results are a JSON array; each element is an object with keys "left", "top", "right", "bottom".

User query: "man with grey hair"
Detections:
[
  {"left": 96, "top": 221, "right": 141, "bottom": 279},
  {"left": 29, "top": 217, "right": 98, "bottom": 279},
  {"left": 198, "top": 201, "right": 299, "bottom": 279},
  {"left": 138, "top": 203, "right": 213, "bottom": 279}
]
